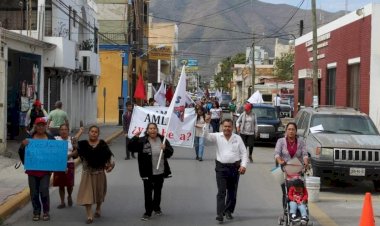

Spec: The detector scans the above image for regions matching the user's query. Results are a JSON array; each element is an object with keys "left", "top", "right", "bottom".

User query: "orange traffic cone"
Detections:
[{"left": 359, "top": 192, "right": 375, "bottom": 226}]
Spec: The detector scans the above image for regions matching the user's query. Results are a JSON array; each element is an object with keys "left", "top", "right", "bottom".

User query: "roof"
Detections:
[
  {"left": 3, "top": 29, "right": 55, "bottom": 49},
  {"left": 295, "top": 3, "right": 375, "bottom": 46}
]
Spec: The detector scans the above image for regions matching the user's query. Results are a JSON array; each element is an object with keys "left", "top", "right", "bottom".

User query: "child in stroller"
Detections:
[
  {"left": 278, "top": 163, "right": 312, "bottom": 226},
  {"left": 288, "top": 179, "right": 309, "bottom": 224}
]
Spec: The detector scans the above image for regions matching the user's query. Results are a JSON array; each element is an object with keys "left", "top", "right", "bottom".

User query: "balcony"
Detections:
[
  {"left": 43, "top": 37, "right": 76, "bottom": 70},
  {"left": 78, "top": 50, "right": 100, "bottom": 76}
]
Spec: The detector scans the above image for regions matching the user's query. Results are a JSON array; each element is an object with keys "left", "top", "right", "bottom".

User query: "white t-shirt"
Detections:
[
  {"left": 210, "top": 108, "right": 222, "bottom": 119},
  {"left": 55, "top": 136, "right": 74, "bottom": 163},
  {"left": 274, "top": 96, "right": 281, "bottom": 106}
]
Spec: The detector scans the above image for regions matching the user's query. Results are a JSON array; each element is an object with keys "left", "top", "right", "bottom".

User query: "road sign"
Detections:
[{"left": 149, "top": 45, "right": 172, "bottom": 60}]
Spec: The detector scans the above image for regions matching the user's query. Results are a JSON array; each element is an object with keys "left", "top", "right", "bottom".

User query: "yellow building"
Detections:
[
  {"left": 97, "top": 50, "right": 123, "bottom": 124},
  {"left": 147, "top": 22, "right": 178, "bottom": 87}
]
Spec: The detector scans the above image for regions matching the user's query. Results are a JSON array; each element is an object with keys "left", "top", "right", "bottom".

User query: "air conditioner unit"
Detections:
[{"left": 82, "top": 56, "right": 90, "bottom": 71}]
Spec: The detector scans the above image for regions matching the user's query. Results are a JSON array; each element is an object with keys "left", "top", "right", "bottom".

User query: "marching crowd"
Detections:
[{"left": 18, "top": 96, "right": 309, "bottom": 224}]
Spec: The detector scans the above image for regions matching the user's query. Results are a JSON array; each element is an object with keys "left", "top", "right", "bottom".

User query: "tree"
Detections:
[
  {"left": 214, "top": 53, "right": 246, "bottom": 91},
  {"left": 274, "top": 52, "right": 294, "bottom": 81}
]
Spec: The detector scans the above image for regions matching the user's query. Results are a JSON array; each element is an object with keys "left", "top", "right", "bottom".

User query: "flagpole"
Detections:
[{"left": 156, "top": 66, "right": 186, "bottom": 169}]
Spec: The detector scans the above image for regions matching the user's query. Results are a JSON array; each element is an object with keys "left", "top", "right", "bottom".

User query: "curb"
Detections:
[{"left": 0, "top": 129, "right": 123, "bottom": 224}]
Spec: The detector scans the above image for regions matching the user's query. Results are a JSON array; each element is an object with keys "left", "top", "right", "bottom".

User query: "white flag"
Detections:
[
  {"left": 196, "top": 87, "right": 204, "bottom": 99},
  {"left": 154, "top": 82, "right": 166, "bottom": 106},
  {"left": 157, "top": 65, "right": 188, "bottom": 169},
  {"left": 248, "top": 90, "right": 264, "bottom": 104},
  {"left": 166, "top": 66, "right": 187, "bottom": 127}
]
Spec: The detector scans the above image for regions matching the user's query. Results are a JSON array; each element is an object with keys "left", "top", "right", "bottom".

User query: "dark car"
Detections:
[
  {"left": 295, "top": 107, "right": 380, "bottom": 189},
  {"left": 234, "top": 104, "right": 285, "bottom": 144},
  {"left": 220, "top": 94, "right": 232, "bottom": 112}
]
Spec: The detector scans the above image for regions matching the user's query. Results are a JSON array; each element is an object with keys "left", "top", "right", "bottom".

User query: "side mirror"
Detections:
[{"left": 297, "top": 129, "right": 305, "bottom": 137}]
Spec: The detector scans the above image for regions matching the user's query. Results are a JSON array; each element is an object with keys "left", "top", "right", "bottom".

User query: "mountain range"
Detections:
[{"left": 150, "top": 0, "right": 344, "bottom": 78}]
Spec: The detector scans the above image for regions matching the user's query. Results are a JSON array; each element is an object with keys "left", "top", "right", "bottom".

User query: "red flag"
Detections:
[
  {"left": 134, "top": 73, "right": 146, "bottom": 100},
  {"left": 165, "top": 85, "right": 173, "bottom": 104}
]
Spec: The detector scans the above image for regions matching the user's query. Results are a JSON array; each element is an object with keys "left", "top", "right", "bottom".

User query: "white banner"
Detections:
[{"left": 128, "top": 106, "right": 196, "bottom": 148}]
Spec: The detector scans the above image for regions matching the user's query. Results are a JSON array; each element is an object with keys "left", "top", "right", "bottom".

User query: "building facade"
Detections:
[
  {"left": 294, "top": 3, "right": 380, "bottom": 129},
  {"left": 0, "top": 0, "right": 100, "bottom": 153}
]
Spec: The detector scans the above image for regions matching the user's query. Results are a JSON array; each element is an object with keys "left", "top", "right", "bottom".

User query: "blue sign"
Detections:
[
  {"left": 187, "top": 59, "right": 198, "bottom": 67},
  {"left": 24, "top": 139, "right": 68, "bottom": 171}
]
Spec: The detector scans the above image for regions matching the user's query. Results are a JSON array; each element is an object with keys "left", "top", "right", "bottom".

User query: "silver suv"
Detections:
[{"left": 294, "top": 107, "right": 380, "bottom": 190}]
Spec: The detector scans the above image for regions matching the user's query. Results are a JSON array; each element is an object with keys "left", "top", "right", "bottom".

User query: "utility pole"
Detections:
[
  {"left": 251, "top": 38, "right": 255, "bottom": 93},
  {"left": 312, "top": 0, "right": 319, "bottom": 108},
  {"left": 129, "top": 0, "right": 137, "bottom": 103}
]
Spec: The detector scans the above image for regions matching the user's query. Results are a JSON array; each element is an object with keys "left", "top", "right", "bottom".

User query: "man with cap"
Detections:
[
  {"left": 235, "top": 103, "right": 258, "bottom": 162},
  {"left": 25, "top": 100, "right": 48, "bottom": 135},
  {"left": 47, "top": 101, "right": 69, "bottom": 136}
]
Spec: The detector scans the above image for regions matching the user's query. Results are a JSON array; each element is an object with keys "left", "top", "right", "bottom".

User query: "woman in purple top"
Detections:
[{"left": 274, "top": 122, "right": 309, "bottom": 208}]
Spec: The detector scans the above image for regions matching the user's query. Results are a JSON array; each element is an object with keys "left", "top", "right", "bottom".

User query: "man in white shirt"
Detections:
[
  {"left": 273, "top": 94, "right": 281, "bottom": 116},
  {"left": 204, "top": 118, "right": 248, "bottom": 223}
]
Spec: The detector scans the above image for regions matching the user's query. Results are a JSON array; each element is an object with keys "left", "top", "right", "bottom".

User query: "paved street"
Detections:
[{"left": 3, "top": 132, "right": 380, "bottom": 226}]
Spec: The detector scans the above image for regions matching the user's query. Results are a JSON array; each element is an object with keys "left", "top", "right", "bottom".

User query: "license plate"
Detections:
[
  {"left": 349, "top": 167, "right": 365, "bottom": 176},
  {"left": 259, "top": 133, "right": 269, "bottom": 139}
]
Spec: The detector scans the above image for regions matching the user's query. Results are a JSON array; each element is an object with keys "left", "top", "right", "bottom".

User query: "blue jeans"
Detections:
[
  {"left": 289, "top": 201, "right": 307, "bottom": 217},
  {"left": 194, "top": 136, "right": 205, "bottom": 158}
]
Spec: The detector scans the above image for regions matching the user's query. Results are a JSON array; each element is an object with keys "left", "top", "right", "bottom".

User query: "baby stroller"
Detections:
[{"left": 277, "top": 163, "right": 313, "bottom": 226}]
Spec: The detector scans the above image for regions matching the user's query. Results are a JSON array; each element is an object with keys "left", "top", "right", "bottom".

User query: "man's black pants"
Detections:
[{"left": 215, "top": 160, "right": 240, "bottom": 216}]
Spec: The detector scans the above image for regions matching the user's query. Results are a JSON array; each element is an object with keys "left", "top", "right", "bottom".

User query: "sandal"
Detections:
[
  {"left": 42, "top": 213, "right": 50, "bottom": 221},
  {"left": 86, "top": 218, "right": 93, "bottom": 224},
  {"left": 94, "top": 212, "right": 101, "bottom": 218},
  {"left": 32, "top": 214, "right": 40, "bottom": 221}
]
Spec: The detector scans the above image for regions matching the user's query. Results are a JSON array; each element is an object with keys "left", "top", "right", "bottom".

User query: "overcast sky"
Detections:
[{"left": 260, "top": 0, "right": 379, "bottom": 12}]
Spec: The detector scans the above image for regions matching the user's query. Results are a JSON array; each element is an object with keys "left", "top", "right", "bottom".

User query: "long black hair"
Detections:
[
  {"left": 144, "top": 122, "right": 159, "bottom": 136},
  {"left": 196, "top": 107, "right": 206, "bottom": 121}
]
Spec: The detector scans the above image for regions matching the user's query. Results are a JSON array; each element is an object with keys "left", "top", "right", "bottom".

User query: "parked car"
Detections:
[
  {"left": 220, "top": 94, "right": 232, "bottom": 112},
  {"left": 295, "top": 106, "right": 380, "bottom": 189},
  {"left": 234, "top": 104, "right": 285, "bottom": 144}
]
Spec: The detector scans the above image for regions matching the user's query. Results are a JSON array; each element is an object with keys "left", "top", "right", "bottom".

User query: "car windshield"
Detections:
[
  {"left": 253, "top": 107, "right": 277, "bottom": 120},
  {"left": 221, "top": 94, "right": 231, "bottom": 101},
  {"left": 310, "top": 114, "right": 379, "bottom": 135}
]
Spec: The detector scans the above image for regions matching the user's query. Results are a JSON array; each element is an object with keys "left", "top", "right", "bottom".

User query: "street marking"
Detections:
[{"left": 309, "top": 202, "right": 339, "bottom": 226}]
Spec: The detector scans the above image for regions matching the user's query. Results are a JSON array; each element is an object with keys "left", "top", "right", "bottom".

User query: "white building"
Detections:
[{"left": 0, "top": 0, "right": 100, "bottom": 153}]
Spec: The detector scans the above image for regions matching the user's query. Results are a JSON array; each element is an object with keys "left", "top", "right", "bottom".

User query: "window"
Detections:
[
  {"left": 347, "top": 64, "right": 360, "bottom": 109},
  {"left": 299, "top": 112, "right": 310, "bottom": 130},
  {"left": 310, "top": 114, "right": 378, "bottom": 135},
  {"left": 298, "top": 79, "right": 305, "bottom": 106},
  {"left": 326, "top": 68, "right": 336, "bottom": 105}
]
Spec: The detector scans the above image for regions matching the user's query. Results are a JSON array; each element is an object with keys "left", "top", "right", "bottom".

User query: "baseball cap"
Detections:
[
  {"left": 244, "top": 103, "right": 252, "bottom": 111},
  {"left": 33, "top": 99, "right": 42, "bottom": 106},
  {"left": 34, "top": 117, "right": 47, "bottom": 125}
]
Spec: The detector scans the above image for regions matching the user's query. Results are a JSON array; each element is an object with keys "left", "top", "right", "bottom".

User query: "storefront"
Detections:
[
  {"left": 0, "top": 29, "right": 54, "bottom": 153},
  {"left": 294, "top": 4, "right": 380, "bottom": 129}
]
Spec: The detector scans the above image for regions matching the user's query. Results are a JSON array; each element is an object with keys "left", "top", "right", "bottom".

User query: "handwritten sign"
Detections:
[{"left": 24, "top": 139, "right": 68, "bottom": 171}]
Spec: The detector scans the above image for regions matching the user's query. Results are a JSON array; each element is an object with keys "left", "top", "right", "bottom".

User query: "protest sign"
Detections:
[
  {"left": 128, "top": 106, "right": 196, "bottom": 148},
  {"left": 24, "top": 139, "right": 68, "bottom": 171}
]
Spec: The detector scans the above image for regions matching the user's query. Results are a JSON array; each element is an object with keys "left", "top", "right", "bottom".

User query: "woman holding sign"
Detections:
[
  {"left": 76, "top": 125, "right": 115, "bottom": 224},
  {"left": 18, "top": 117, "right": 55, "bottom": 221},
  {"left": 128, "top": 122, "right": 174, "bottom": 221},
  {"left": 53, "top": 124, "right": 84, "bottom": 209}
]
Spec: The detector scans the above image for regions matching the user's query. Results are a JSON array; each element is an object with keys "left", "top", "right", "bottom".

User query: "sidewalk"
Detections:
[{"left": 0, "top": 124, "right": 123, "bottom": 223}]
